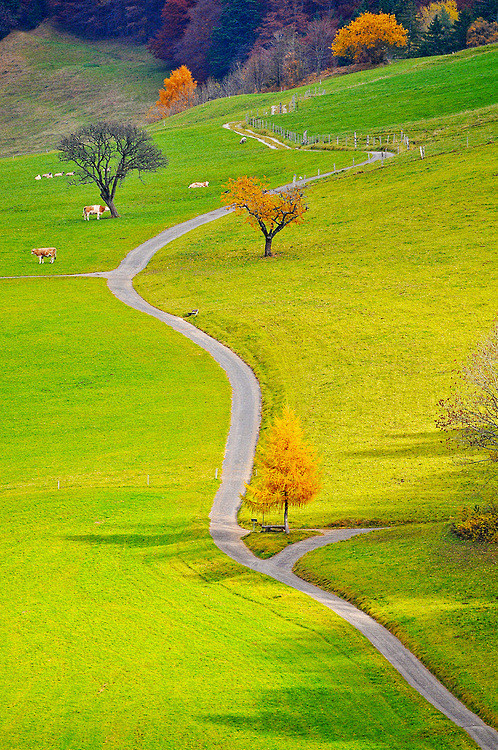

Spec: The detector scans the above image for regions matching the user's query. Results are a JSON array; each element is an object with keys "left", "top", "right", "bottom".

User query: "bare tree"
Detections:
[
  {"left": 59, "top": 122, "right": 168, "bottom": 218},
  {"left": 437, "top": 323, "right": 498, "bottom": 458}
]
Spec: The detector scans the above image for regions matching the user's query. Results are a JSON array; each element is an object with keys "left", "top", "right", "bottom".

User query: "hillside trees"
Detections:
[
  {"left": 59, "top": 122, "right": 167, "bottom": 217},
  {"left": 244, "top": 408, "right": 321, "bottom": 534},
  {"left": 154, "top": 65, "right": 197, "bottom": 116},
  {"left": 330, "top": 12, "right": 408, "bottom": 64},
  {"left": 466, "top": 16, "right": 498, "bottom": 45},
  {"left": 174, "top": 0, "right": 222, "bottom": 80},
  {"left": 147, "top": 0, "right": 195, "bottom": 60},
  {"left": 49, "top": 0, "right": 164, "bottom": 40},
  {"left": 222, "top": 177, "right": 308, "bottom": 258}
]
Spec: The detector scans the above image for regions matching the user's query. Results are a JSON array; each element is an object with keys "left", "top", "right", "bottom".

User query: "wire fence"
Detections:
[{"left": 245, "top": 115, "right": 411, "bottom": 151}]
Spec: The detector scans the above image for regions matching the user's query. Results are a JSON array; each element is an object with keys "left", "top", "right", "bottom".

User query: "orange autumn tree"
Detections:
[
  {"left": 155, "top": 65, "right": 197, "bottom": 117},
  {"left": 222, "top": 176, "right": 308, "bottom": 257},
  {"left": 331, "top": 12, "right": 407, "bottom": 64},
  {"left": 244, "top": 408, "right": 321, "bottom": 534}
]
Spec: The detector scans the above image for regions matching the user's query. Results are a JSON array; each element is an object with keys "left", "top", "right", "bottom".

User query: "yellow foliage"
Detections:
[
  {"left": 330, "top": 12, "right": 408, "bottom": 64},
  {"left": 244, "top": 408, "right": 321, "bottom": 531},
  {"left": 155, "top": 65, "right": 197, "bottom": 117},
  {"left": 222, "top": 176, "right": 307, "bottom": 257},
  {"left": 419, "top": 1, "right": 459, "bottom": 30}
]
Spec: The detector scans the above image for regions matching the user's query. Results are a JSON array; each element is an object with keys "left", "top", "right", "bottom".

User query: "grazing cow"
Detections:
[
  {"left": 31, "top": 247, "right": 57, "bottom": 264},
  {"left": 188, "top": 181, "right": 209, "bottom": 188},
  {"left": 83, "top": 205, "right": 110, "bottom": 220},
  {"left": 35, "top": 175, "right": 41, "bottom": 180},
  {"left": 239, "top": 137, "right": 247, "bottom": 144}
]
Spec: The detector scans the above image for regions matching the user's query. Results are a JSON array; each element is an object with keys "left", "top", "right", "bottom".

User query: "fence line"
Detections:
[{"left": 245, "top": 115, "right": 411, "bottom": 151}]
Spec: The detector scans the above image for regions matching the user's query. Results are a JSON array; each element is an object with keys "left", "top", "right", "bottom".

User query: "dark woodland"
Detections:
[{"left": 1, "top": 0, "right": 497, "bottom": 85}]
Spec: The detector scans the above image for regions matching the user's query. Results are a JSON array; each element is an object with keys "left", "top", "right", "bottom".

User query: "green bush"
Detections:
[{"left": 452, "top": 506, "right": 498, "bottom": 543}]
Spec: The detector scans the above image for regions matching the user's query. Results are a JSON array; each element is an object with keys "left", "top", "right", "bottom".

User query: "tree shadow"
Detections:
[
  {"left": 200, "top": 685, "right": 458, "bottom": 747},
  {"left": 64, "top": 525, "right": 203, "bottom": 549},
  {"left": 342, "top": 431, "right": 448, "bottom": 460}
]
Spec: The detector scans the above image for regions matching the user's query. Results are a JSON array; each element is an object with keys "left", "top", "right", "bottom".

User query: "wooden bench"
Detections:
[{"left": 261, "top": 524, "right": 286, "bottom": 533}]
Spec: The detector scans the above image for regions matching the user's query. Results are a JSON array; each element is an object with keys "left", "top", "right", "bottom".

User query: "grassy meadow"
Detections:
[
  {"left": 1, "top": 34, "right": 497, "bottom": 748},
  {"left": 0, "top": 284, "right": 476, "bottom": 749},
  {"left": 0, "top": 23, "right": 169, "bottom": 157}
]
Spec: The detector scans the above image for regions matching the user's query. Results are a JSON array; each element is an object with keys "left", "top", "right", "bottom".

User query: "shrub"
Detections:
[{"left": 452, "top": 505, "right": 498, "bottom": 543}]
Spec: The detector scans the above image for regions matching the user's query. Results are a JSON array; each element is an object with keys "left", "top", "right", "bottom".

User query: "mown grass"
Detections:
[
  {"left": 0, "top": 282, "right": 476, "bottom": 749},
  {"left": 294, "top": 525, "right": 498, "bottom": 726}
]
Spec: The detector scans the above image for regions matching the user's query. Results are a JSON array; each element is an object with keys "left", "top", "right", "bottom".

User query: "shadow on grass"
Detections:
[
  {"left": 64, "top": 527, "right": 203, "bottom": 548},
  {"left": 343, "top": 431, "right": 449, "bottom": 460},
  {"left": 200, "top": 686, "right": 462, "bottom": 747}
]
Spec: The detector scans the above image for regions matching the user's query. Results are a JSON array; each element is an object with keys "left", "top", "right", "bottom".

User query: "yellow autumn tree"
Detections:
[
  {"left": 155, "top": 65, "right": 197, "bottom": 117},
  {"left": 419, "top": 0, "right": 459, "bottom": 31},
  {"left": 330, "top": 12, "right": 408, "bottom": 64},
  {"left": 222, "top": 176, "right": 308, "bottom": 257},
  {"left": 244, "top": 408, "right": 321, "bottom": 534}
]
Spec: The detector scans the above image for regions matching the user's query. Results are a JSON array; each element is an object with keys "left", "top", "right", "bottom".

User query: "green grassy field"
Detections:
[
  {"left": 295, "top": 525, "right": 498, "bottom": 726},
  {"left": 0, "top": 283, "right": 476, "bottom": 749},
  {"left": 1, "top": 35, "right": 497, "bottom": 748}
]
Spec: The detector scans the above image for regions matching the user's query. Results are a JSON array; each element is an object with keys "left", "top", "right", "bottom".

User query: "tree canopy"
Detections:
[
  {"left": 244, "top": 408, "right": 321, "bottom": 534},
  {"left": 330, "top": 11, "right": 408, "bottom": 64},
  {"left": 59, "top": 122, "right": 167, "bottom": 217},
  {"left": 222, "top": 176, "right": 308, "bottom": 257},
  {"left": 437, "top": 324, "right": 498, "bottom": 460},
  {"left": 154, "top": 65, "right": 197, "bottom": 117}
]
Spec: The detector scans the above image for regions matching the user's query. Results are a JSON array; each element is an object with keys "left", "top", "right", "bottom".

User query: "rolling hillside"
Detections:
[
  {"left": 1, "top": 33, "right": 497, "bottom": 750},
  {"left": 0, "top": 23, "right": 168, "bottom": 157}
]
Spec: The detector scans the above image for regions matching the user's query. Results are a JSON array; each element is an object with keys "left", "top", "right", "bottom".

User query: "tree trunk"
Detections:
[
  {"left": 283, "top": 497, "right": 289, "bottom": 535},
  {"left": 102, "top": 194, "right": 119, "bottom": 218},
  {"left": 106, "top": 198, "right": 119, "bottom": 218},
  {"left": 264, "top": 236, "right": 273, "bottom": 257}
]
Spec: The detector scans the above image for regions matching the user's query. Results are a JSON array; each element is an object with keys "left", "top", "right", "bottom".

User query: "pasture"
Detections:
[
  {"left": 1, "top": 39, "right": 497, "bottom": 748},
  {"left": 0, "top": 285, "right": 475, "bottom": 749}
]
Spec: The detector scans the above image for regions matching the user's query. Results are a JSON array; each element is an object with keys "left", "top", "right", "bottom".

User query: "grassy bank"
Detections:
[
  {"left": 294, "top": 525, "right": 498, "bottom": 727},
  {"left": 0, "top": 23, "right": 168, "bottom": 157}
]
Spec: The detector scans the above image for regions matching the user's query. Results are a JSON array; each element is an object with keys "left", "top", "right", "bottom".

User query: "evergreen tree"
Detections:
[{"left": 208, "top": 0, "right": 266, "bottom": 79}]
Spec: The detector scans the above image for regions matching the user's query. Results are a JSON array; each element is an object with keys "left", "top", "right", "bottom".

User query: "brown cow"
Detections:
[
  {"left": 31, "top": 247, "right": 57, "bottom": 264},
  {"left": 83, "top": 205, "right": 110, "bottom": 220}
]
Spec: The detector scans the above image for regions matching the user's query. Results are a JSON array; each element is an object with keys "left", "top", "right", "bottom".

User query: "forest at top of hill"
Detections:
[{"left": 1, "top": 0, "right": 497, "bottom": 89}]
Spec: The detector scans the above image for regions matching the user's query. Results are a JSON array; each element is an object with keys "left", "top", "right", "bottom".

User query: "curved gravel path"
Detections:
[
  {"left": 5, "top": 157, "right": 497, "bottom": 748},
  {"left": 98, "top": 200, "right": 497, "bottom": 750}
]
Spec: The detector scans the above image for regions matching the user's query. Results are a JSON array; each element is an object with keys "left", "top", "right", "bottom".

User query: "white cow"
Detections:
[
  {"left": 188, "top": 181, "right": 209, "bottom": 188},
  {"left": 83, "top": 205, "right": 110, "bottom": 220}
]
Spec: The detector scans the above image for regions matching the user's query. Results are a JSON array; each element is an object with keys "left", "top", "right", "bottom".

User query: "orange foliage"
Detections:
[
  {"left": 244, "top": 408, "right": 321, "bottom": 533},
  {"left": 222, "top": 176, "right": 308, "bottom": 257},
  {"left": 155, "top": 65, "right": 197, "bottom": 117},
  {"left": 330, "top": 12, "right": 407, "bottom": 64},
  {"left": 466, "top": 17, "right": 498, "bottom": 47}
]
